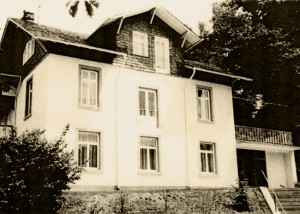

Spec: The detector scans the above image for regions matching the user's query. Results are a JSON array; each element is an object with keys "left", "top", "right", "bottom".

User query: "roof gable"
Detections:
[{"left": 87, "top": 6, "right": 200, "bottom": 48}]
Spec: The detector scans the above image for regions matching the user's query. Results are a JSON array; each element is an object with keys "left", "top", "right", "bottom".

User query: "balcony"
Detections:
[{"left": 235, "top": 125, "right": 293, "bottom": 147}]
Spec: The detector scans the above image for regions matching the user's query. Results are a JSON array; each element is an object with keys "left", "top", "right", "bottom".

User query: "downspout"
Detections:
[
  {"left": 115, "top": 55, "right": 127, "bottom": 190},
  {"left": 183, "top": 67, "right": 196, "bottom": 188}
]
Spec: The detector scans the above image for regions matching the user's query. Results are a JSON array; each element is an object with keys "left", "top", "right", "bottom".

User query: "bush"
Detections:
[
  {"left": 233, "top": 180, "right": 250, "bottom": 212},
  {"left": 0, "top": 127, "right": 82, "bottom": 213}
]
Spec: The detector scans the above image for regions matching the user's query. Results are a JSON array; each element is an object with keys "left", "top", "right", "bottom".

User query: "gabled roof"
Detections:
[
  {"left": 88, "top": 6, "right": 201, "bottom": 46},
  {"left": 10, "top": 18, "right": 88, "bottom": 45},
  {"left": 7, "top": 18, "right": 126, "bottom": 56}
]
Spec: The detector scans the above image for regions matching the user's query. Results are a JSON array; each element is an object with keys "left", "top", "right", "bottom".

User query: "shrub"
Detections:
[
  {"left": 0, "top": 127, "right": 83, "bottom": 213},
  {"left": 233, "top": 180, "right": 250, "bottom": 212}
]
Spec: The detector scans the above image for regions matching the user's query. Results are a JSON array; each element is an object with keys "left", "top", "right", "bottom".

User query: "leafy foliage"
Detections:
[
  {"left": 66, "top": 0, "right": 100, "bottom": 17},
  {"left": 0, "top": 127, "right": 82, "bottom": 213},
  {"left": 186, "top": 0, "right": 300, "bottom": 131},
  {"left": 233, "top": 180, "right": 250, "bottom": 212}
]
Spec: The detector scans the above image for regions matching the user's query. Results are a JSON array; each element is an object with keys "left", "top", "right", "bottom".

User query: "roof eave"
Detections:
[{"left": 185, "top": 65, "right": 253, "bottom": 82}]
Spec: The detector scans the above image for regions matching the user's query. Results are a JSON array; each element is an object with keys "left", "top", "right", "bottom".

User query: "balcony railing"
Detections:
[
  {"left": 235, "top": 125, "right": 293, "bottom": 146},
  {"left": 0, "top": 125, "right": 13, "bottom": 138}
]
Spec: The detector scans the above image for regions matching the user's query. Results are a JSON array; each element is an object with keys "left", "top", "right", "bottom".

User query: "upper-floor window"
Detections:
[
  {"left": 23, "top": 39, "right": 35, "bottom": 65},
  {"left": 78, "top": 131, "right": 101, "bottom": 169},
  {"left": 79, "top": 66, "right": 100, "bottom": 109},
  {"left": 200, "top": 142, "right": 216, "bottom": 174},
  {"left": 139, "top": 88, "right": 157, "bottom": 117},
  {"left": 140, "top": 137, "right": 159, "bottom": 172},
  {"left": 133, "top": 31, "right": 148, "bottom": 57},
  {"left": 155, "top": 36, "right": 170, "bottom": 74},
  {"left": 25, "top": 78, "right": 33, "bottom": 118},
  {"left": 197, "top": 87, "right": 212, "bottom": 122}
]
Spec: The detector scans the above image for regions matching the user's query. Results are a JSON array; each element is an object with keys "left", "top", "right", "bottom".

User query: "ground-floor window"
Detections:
[
  {"left": 78, "top": 131, "right": 100, "bottom": 169},
  {"left": 140, "top": 137, "right": 159, "bottom": 172},
  {"left": 200, "top": 142, "right": 216, "bottom": 174}
]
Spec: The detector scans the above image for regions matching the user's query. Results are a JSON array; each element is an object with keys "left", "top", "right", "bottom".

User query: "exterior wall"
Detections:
[
  {"left": 266, "top": 151, "right": 297, "bottom": 188},
  {"left": 116, "top": 67, "right": 238, "bottom": 188},
  {"left": 15, "top": 54, "right": 238, "bottom": 189},
  {"left": 266, "top": 152, "right": 288, "bottom": 188},
  {"left": 16, "top": 60, "right": 49, "bottom": 132}
]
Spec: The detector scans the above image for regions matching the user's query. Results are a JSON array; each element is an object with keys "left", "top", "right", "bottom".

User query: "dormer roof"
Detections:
[{"left": 88, "top": 6, "right": 201, "bottom": 47}]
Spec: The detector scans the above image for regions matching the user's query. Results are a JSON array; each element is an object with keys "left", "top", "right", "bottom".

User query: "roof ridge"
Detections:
[{"left": 9, "top": 18, "right": 89, "bottom": 38}]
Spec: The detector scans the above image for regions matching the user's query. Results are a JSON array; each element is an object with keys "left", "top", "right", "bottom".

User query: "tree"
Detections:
[
  {"left": 66, "top": 0, "right": 100, "bottom": 17},
  {"left": 186, "top": 0, "right": 300, "bottom": 131},
  {"left": 0, "top": 126, "right": 83, "bottom": 213}
]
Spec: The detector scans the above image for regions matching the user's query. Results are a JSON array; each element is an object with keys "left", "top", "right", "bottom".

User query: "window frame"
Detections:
[
  {"left": 154, "top": 36, "right": 170, "bottom": 74},
  {"left": 199, "top": 142, "right": 217, "bottom": 175},
  {"left": 24, "top": 77, "right": 33, "bottom": 119},
  {"left": 139, "top": 136, "right": 160, "bottom": 174},
  {"left": 77, "top": 130, "right": 101, "bottom": 171},
  {"left": 23, "top": 39, "right": 35, "bottom": 65},
  {"left": 132, "top": 31, "right": 149, "bottom": 57},
  {"left": 196, "top": 86, "right": 213, "bottom": 122},
  {"left": 78, "top": 65, "right": 101, "bottom": 110},
  {"left": 138, "top": 88, "right": 158, "bottom": 118}
]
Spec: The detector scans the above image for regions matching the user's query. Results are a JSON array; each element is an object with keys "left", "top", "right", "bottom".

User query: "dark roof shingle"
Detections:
[{"left": 10, "top": 18, "right": 88, "bottom": 45}]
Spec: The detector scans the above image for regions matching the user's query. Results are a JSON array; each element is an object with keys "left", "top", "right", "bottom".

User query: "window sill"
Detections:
[
  {"left": 155, "top": 68, "right": 170, "bottom": 75},
  {"left": 78, "top": 105, "right": 101, "bottom": 112},
  {"left": 138, "top": 170, "right": 161, "bottom": 176},
  {"left": 198, "top": 119, "right": 215, "bottom": 125},
  {"left": 199, "top": 173, "right": 219, "bottom": 178},
  {"left": 24, "top": 114, "right": 32, "bottom": 121},
  {"left": 82, "top": 168, "right": 102, "bottom": 174},
  {"left": 132, "top": 53, "right": 149, "bottom": 58}
]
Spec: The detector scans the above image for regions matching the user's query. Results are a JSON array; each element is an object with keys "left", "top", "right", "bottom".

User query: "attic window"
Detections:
[
  {"left": 23, "top": 39, "right": 35, "bottom": 65},
  {"left": 132, "top": 31, "right": 148, "bottom": 57}
]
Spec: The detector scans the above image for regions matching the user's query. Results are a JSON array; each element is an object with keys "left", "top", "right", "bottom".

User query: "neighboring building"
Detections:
[{"left": 0, "top": 6, "right": 298, "bottom": 191}]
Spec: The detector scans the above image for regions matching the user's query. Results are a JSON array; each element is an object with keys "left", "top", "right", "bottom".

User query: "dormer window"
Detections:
[
  {"left": 132, "top": 31, "right": 148, "bottom": 57},
  {"left": 155, "top": 36, "right": 170, "bottom": 74},
  {"left": 23, "top": 39, "right": 35, "bottom": 65}
]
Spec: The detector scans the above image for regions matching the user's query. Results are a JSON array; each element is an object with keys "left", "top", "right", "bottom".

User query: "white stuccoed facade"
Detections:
[{"left": 15, "top": 54, "right": 238, "bottom": 190}]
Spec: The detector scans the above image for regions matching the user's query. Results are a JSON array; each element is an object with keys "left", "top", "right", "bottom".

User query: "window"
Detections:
[
  {"left": 197, "top": 87, "right": 212, "bottom": 121},
  {"left": 78, "top": 131, "right": 100, "bottom": 169},
  {"left": 23, "top": 39, "right": 35, "bottom": 65},
  {"left": 200, "top": 142, "right": 216, "bottom": 174},
  {"left": 25, "top": 78, "right": 33, "bottom": 118},
  {"left": 155, "top": 36, "right": 170, "bottom": 73},
  {"left": 133, "top": 31, "right": 148, "bottom": 57},
  {"left": 139, "top": 88, "right": 157, "bottom": 117},
  {"left": 140, "top": 137, "right": 159, "bottom": 172},
  {"left": 79, "top": 67, "right": 100, "bottom": 109}
]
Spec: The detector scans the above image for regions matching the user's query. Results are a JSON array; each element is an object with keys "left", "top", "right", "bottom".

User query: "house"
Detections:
[{"left": 0, "top": 6, "right": 298, "bottom": 191}]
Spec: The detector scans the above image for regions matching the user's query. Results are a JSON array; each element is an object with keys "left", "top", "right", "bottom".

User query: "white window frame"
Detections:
[
  {"left": 24, "top": 77, "right": 33, "bottom": 119},
  {"left": 139, "top": 137, "right": 159, "bottom": 173},
  {"left": 23, "top": 39, "right": 35, "bottom": 65},
  {"left": 197, "top": 87, "right": 213, "bottom": 122},
  {"left": 199, "top": 142, "right": 216, "bottom": 174},
  {"left": 132, "top": 31, "right": 148, "bottom": 57},
  {"left": 139, "top": 88, "right": 157, "bottom": 117},
  {"left": 79, "top": 66, "right": 100, "bottom": 110},
  {"left": 154, "top": 36, "right": 170, "bottom": 74},
  {"left": 78, "top": 131, "right": 101, "bottom": 170}
]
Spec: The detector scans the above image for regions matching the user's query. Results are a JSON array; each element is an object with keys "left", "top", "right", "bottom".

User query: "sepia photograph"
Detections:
[{"left": 0, "top": 0, "right": 299, "bottom": 213}]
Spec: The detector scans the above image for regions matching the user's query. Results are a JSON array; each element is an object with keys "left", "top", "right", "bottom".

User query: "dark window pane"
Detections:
[
  {"left": 149, "top": 149, "right": 156, "bottom": 170},
  {"left": 89, "top": 145, "right": 98, "bottom": 168},
  {"left": 140, "top": 148, "right": 147, "bottom": 170}
]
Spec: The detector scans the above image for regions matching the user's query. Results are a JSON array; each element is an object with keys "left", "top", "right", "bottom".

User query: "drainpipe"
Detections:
[
  {"left": 183, "top": 67, "right": 196, "bottom": 189},
  {"left": 115, "top": 55, "right": 127, "bottom": 190}
]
